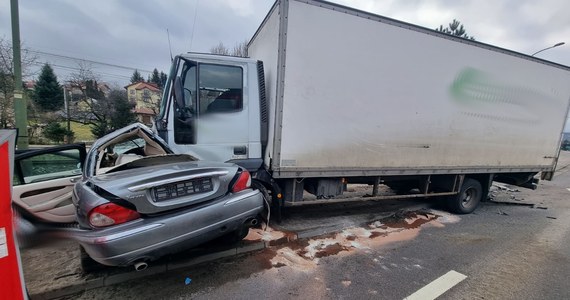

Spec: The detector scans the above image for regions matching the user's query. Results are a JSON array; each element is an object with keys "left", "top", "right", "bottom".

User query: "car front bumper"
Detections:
[{"left": 65, "top": 189, "right": 263, "bottom": 266}]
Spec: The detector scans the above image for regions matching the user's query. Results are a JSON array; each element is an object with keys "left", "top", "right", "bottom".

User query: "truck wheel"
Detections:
[{"left": 447, "top": 178, "right": 482, "bottom": 214}]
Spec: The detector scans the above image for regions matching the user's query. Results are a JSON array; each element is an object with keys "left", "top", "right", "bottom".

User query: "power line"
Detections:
[
  {"left": 30, "top": 62, "right": 131, "bottom": 81},
  {"left": 6, "top": 44, "right": 156, "bottom": 73},
  {"left": 29, "top": 49, "right": 154, "bottom": 73}
]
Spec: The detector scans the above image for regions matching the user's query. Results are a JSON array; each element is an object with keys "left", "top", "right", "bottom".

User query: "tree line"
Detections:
[{"left": 0, "top": 37, "right": 168, "bottom": 143}]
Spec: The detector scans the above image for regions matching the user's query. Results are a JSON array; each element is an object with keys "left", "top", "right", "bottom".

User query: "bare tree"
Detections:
[
  {"left": 210, "top": 40, "right": 248, "bottom": 57},
  {"left": 210, "top": 42, "right": 230, "bottom": 56},
  {"left": 232, "top": 40, "right": 248, "bottom": 58},
  {"left": 67, "top": 62, "right": 136, "bottom": 138},
  {"left": 67, "top": 61, "right": 99, "bottom": 124},
  {"left": 0, "top": 37, "right": 37, "bottom": 128}
]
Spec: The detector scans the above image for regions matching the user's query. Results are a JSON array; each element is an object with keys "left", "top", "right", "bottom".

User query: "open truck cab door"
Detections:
[{"left": 154, "top": 54, "right": 266, "bottom": 171}]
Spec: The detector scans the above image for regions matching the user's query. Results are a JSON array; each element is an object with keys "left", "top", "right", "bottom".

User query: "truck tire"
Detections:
[{"left": 447, "top": 178, "right": 482, "bottom": 214}]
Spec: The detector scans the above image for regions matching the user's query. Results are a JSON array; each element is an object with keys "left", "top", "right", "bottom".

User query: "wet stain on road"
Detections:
[
  {"left": 314, "top": 243, "right": 348, "bottom": 258},
  {"left": 253, "top": 210, "right": 445, "bottom": 271}
]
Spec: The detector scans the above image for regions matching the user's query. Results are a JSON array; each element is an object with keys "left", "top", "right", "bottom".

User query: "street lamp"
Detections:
[{"left": 531, "top": 42, "right": 565, "bottom": 56}]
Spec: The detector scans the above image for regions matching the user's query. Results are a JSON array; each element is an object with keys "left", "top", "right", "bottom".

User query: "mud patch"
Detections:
[
  {"left": 369, "top": 231, "right": 387, "bottom": 239},
  {"left": 314, "top": 243, "right": 348, "bottom": 258},
  {"left": 264, "top": 210, "right": 441, "bottom": 271},
  {"left": 381, "top": 211, "right": 438, "bottom": 229},
  {"left": 254, "top": 248, "right": 279, "bottom": 270}
]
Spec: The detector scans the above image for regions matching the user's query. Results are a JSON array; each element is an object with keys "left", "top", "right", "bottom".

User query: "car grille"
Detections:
[{"left": 153, "top": 177, "right": 213, "bottom": 202}]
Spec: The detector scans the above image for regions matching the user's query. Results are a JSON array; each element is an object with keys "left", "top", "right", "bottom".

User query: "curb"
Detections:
[{"left": 29, "top": 205, "right": 428, "bottom": 299}]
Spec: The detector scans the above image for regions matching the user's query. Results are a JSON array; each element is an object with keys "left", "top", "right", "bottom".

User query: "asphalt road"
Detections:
[{"left": 58, "top": 152, "right": 570, "bottom": 300}]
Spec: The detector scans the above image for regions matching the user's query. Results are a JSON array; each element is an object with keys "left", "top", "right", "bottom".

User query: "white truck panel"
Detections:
[
  {"left": 251, "top": 0, "right": 570, "bottom": 177},
  {"left": 248, "top": 4, "right": 280, "bottom": 169}
]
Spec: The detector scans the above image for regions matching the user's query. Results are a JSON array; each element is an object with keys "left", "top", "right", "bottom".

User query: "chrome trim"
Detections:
[
  {"left": 223, "top": 190, "right": 259, "bottom": 206},
  {"left": 127, "top": 170, "right": 229, "bottom": 192},
  {"left": 72, "top": 223, "right": 163, "bottom": 243}
]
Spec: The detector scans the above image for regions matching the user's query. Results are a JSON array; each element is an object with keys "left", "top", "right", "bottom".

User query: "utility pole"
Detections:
[
  {"left": 10, "top": 0, "right": 28, "bottom": 149},
  {"left": 63, "top": 86, "right": 71, "bottom": 143}
]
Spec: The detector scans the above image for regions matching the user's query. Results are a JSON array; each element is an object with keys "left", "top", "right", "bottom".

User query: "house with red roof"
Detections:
[{"left": 124, "top": 81, "right": 162, "bottom": 125}]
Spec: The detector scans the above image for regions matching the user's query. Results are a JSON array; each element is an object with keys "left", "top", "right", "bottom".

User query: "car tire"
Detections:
[
  {"left": 447, "top": 178, "right": 482, "bottom": 214},
  {"left": 79, "top": 246, "right": 106, "bottom": 273}
]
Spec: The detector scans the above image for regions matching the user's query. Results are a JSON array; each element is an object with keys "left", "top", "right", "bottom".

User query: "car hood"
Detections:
[{"left": 85, "top": 155, "right": 240, "bottom": 214}]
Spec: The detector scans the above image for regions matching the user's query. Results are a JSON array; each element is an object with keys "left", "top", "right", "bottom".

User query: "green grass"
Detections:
[{"left": 68, "top": 121, "right": 94, "bottom": 142}]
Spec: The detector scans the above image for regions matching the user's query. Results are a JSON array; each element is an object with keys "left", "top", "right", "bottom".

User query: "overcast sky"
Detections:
[{"left": 1, "top": 0, "right": 569, "bottom": 130}]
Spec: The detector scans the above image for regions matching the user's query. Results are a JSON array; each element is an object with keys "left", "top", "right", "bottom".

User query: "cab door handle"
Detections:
[{"left": 233, "top": 146, "right": 247, "bottom": 155}]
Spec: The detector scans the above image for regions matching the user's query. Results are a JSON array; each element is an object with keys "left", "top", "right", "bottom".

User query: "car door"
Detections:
[{"left": 12, "top": 144, "right": 86, "bottom": 223}]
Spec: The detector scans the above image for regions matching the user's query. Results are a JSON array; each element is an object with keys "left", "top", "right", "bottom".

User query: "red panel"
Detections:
[{"left": 0, "top": 141, "right": 25, "bottom": 300}]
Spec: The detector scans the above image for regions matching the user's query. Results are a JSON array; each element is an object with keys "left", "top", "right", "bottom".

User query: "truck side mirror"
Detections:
[{"left": 173, "top": 76, "right": 185, "bottom": 110}]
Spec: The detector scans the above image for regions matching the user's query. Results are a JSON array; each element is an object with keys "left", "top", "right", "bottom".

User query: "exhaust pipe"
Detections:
[
  {"left": 245, "top": 218, "right": 258, "bottom": 227},
  {"left": 134, "top": 261, "right": 148, "bottom": 272}
]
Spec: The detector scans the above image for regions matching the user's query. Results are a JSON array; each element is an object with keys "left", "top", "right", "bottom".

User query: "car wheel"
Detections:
[
  {"left": 79, "top": 246, "right": 106, "bottom": 273},
  {"left": 447, "top": 178, "right": 482, "bottom": 214}
]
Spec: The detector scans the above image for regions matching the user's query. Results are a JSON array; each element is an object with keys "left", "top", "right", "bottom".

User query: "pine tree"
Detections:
[
  {"left": 131, "top": 69, "right": 144, "bottom": 83},
  {"left": 436, "top": 19, "right": 475, "bottom": 40},
  {"left": 33, "top": 63, "right": 63, "bottom": 111},
  {"left": 150, "top": 68, "right": 161, "bottom": 88},
  {"left": 159, "top": 71, "right": 168, "bottom": 89}
]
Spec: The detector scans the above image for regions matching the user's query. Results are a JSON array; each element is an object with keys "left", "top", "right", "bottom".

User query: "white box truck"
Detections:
[{"left": 153, "top": 0, "right": 570, "bottom": 218}]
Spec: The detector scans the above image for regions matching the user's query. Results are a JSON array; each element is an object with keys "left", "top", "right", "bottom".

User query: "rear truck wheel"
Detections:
[
  {"left": 447, "top": 178, "right": 482, "bottom": 214},
  {"left": 79, "top": 246, "right": 106, "bottom": 273}
]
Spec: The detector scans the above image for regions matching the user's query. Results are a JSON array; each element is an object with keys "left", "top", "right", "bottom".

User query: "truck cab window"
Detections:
[{"left": 198, "top": 64, "right": 243, "bottom": 114}]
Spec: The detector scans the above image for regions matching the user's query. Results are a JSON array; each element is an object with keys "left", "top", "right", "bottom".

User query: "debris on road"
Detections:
[
  {"left": 497, "top": 210, "right": 509, "bottom": 216},
  {"left": 546, "top": 216, "right": 557, "bottom": 220},
  {"left": 488, "top": 200, "right": 535, "bottom": 207}
]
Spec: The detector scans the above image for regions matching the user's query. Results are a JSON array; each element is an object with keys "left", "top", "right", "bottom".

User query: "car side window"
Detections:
[{"left": 14, "top": 149, "right": 82, "bottom": 186}]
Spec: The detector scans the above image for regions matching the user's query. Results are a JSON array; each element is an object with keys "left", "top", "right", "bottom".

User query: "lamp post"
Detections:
[{"left": 531, "top": 42, "right": 565, "bottom": 56}]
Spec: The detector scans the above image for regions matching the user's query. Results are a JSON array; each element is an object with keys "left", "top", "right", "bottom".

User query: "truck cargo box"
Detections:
[{"left": 248, "top": 0, "right": 570, "bottom": 179}]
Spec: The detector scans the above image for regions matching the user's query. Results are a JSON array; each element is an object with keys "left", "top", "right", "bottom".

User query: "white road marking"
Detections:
[
  {"left": 404, "top": 270, "right": 467, "bottom": 300},
  {"left": 566, "top": 188, "right": 570, "bottom": 192}
]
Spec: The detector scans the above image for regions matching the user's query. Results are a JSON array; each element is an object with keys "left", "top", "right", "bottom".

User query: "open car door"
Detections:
[{"left": 12, "top": 144, "right": 86, "bottom": 223}]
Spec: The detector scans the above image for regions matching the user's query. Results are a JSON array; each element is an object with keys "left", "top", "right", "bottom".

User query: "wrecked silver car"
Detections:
[{"left": 14, "top": 123, "right": 264, "bottom": 270}]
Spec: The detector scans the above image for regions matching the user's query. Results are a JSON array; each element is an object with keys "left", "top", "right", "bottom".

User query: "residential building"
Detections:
[{"left": 124, "top": 82, "right": 161, "bottom": 125}]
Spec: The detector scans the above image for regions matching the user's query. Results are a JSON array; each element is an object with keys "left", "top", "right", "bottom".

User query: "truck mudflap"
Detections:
[{"left": 541, "top": 171, "right": 555, "bottom": 181}]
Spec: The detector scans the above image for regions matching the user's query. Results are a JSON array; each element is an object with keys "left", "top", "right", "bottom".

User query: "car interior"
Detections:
[{"left": 96, "top": 128, "right": 169, "bottom": 175}]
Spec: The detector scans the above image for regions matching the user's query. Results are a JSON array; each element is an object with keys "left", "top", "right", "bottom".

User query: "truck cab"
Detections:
[{"left": 154, "top": 53, "right": 266, "bottom": 172}]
